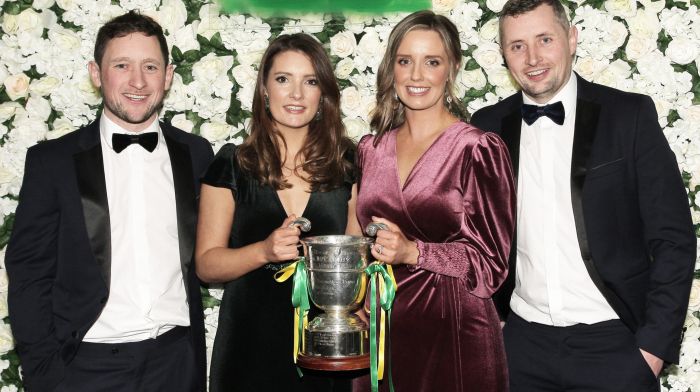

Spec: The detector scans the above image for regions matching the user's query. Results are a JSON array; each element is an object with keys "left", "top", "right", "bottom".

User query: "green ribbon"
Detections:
[
  {"left": 290, "top": 257, "right": 310, "bottom": 366},
  {"left": 365, "top": 262, "right": 396, "bottom": 392},
  {"left": 218, "top": 0, "right": 430, "bottom": 14}
]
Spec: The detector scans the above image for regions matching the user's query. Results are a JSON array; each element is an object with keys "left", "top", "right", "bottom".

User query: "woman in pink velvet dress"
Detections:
[{"left": 355, "top": 10, "right": 516, "bottom": 391}]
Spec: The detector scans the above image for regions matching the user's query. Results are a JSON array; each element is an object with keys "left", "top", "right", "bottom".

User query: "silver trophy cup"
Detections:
[{"left": 298, "top": 235, "right": 373, "bottom": 370}]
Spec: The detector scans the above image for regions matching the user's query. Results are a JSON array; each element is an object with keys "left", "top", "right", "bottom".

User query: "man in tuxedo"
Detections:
[
  {"left": 6, "top": 11, "right": 213, "bottom": 392},
  {"left": 471, "top": 0, "right": 696, "bottom": 390}
]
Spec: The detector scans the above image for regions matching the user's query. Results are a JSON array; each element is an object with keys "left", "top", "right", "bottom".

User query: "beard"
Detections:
[{"left": 102, "top": 93, "right": 164, "bottom": 127}]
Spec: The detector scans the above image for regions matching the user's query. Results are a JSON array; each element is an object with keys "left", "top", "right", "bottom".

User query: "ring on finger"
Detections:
[{"left": 376, "top": 244, "right": 383, "bottom": 255}]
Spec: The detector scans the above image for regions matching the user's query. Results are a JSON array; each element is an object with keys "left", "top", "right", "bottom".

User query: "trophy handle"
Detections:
[
  {"left": 364, "top": 222, "right": 388, "bottom": 237},
  {"left": 289, "top": 217, "right": 312, "bottom": 232}
]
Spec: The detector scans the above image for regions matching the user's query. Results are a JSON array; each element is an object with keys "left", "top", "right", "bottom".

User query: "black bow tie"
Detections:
[
  {"left": 521, "top": 101, "right": 565, "bottom": 126},
  {"left": 112, "top": 132, "right": 158, "bottom": 153}
]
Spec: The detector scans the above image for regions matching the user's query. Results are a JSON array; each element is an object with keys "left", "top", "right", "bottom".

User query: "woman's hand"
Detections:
[
  {"left": 370, "top": 216, "right": 419, "bottom": 266},
  {"left": 260, "top": 215, "right": 301, "bottom": 263}
]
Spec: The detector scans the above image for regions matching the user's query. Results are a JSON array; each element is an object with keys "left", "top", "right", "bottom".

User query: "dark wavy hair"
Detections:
[
  {"left": 369, "top": 10, "right": 468, "bottom": 145},
  {"left": 94, "top": 10, "right": 169, "bottom": 67},
  {"left": 236, "top": 33, "right": 354, "bottom": 191}
]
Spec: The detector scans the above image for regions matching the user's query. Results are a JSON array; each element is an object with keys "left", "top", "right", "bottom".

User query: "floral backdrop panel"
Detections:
[{"left": 0, "top": 0, "right": 699, "bottom": 391}]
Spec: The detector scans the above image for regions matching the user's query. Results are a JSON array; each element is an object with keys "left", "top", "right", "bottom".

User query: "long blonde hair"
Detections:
[{"left": 369, "top": 10, "right": 468, "bottom": 145}]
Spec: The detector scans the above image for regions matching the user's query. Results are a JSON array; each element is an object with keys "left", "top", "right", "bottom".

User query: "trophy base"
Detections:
[{"left": 297, "top": 353, "right": 370, "bottom": 371}]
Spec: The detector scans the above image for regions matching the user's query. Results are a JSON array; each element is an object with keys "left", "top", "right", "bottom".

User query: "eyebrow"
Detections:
[
  {"left": 395, "top": 53, "right": 446, "bottom": 59},
  {"left": 109, "top": 57, "right": 163, "bottom": 64},
  {"left": 273, "top": 71, "right": 317, "bottom": 78}
]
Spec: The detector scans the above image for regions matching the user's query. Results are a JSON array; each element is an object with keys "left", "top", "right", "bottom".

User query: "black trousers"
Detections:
[
  {"left": 504, "top": 313, "right": 660, "bottom": 392},
  {"left": 55, "top": 326, "right": 196, "bottom": 392}
]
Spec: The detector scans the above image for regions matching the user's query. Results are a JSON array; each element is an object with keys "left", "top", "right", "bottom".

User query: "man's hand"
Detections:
[{"left": 640, "top": 348, "right": 663, "bottom": 377}]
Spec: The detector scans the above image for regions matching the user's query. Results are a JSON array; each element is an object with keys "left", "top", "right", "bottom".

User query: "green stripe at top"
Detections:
[{"left": 218, "top": 0, "right": 431, "bottom": 14}]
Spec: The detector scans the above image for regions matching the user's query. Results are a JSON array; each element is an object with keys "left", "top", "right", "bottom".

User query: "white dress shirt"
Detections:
[
  {"left": 83, "top": 115, "right": 190, "bottom": 343},
  {"left": 510, "top": 73, "right": 619, "bottom": 326}
]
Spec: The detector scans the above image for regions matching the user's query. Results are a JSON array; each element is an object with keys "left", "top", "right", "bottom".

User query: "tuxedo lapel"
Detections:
[
  {"left": 163, "top": 126, "right": 196, "bottom": 298},
  {"left": 74, "top": 123, "right": 111, "bottom": 290},
  {"left": 500, "top": 109, "right": 523, "bottom": 179},
  {"left": 569, "top": 81, "right": 618, "bottom": 304}
]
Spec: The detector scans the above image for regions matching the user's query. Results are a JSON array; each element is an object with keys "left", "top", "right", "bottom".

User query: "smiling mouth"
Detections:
[
  {"left": 407, "top": 86, "right": 429, "bottom": 94},
  {"left": 124, "top": 93, "right": 147, "bottom": 101},
  {"left": 284, "top": 105, "right": 305, "bottom": 112},
  {"left": 526, "top": 69, "right": 547, "bottom": 77}
]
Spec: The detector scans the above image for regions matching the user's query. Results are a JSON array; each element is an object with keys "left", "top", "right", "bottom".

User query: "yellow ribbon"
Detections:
[{"left": 274, "top": 260, "right": 309, "bottom": 363}]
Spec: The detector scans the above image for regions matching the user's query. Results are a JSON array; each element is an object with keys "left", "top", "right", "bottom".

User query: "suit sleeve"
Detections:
[
  {"left": 6, "top": 147, "right": 66, "bottom": 391},
  {"left": 632, "top": 96, "right": 696, "bottom": 363},
  {"left": 409, "top": 133, "right": 516, "bottom": 298}
]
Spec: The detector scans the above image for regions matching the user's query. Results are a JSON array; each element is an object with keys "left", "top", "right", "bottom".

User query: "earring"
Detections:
[
  {"left": 446, "top": 95, "right": 452, "bottom": 104},
  {"left": 264, "top": 94, "right": 270, "bottom": 109},
  {"left": 315, "top": 97, "right": 323, "bottom": 121}
]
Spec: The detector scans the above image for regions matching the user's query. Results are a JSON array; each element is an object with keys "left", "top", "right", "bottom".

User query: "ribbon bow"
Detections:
[{"left": 365, "top": 262, "right": 397, "bottom": 392}]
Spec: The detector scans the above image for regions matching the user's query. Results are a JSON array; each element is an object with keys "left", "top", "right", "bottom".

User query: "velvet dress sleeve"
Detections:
[
  {"left": 201, "top": 143, "right": 238, "bottom": 192},
  {"left": 410, "top": 132, "right": 516, "bottom": 298}
]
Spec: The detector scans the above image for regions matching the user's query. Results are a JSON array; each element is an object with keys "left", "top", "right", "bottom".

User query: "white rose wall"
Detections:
[{"left": 0, "top": 0, "right": 698, "bottom": 390}]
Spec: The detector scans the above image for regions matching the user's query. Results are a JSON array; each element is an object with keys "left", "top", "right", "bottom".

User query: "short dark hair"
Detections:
[
  {"left": 94, "top": 11, "right": 169, "bottom": 67},
  {"left": 498, "top": 0, "right": 570, "bottom": 44}
]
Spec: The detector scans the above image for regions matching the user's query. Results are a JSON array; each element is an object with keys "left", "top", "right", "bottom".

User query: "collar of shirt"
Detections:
[
  {"left": 522, "top": 71, "right": 578, "bottom": 128},
  {"left": 100, "top": 114, "right": 163, "bottom": 152}
]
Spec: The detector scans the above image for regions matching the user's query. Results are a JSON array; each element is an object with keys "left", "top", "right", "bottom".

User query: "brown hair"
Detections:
[
  {"left": 236, "top": 33, "right": 354, "bottom": 191},
  {"left": 369, "top": 10, "right": 467, "bottom": 144},
  {"left": 94, "top": 10, "right": 169, "bottom": 67},
  {"left": 498, "top": 0, "right": 570, "bottom": 44}
]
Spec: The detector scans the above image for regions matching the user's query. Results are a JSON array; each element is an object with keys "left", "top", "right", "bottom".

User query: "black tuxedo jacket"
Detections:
[
  {"left": 471, "top": 74, "right": 696, "bottom": 364},
  {"left": 6, "top": 119, "right": 214, "bottom": 391}
]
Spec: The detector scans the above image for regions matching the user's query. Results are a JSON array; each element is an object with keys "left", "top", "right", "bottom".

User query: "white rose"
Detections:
[
  {"left": 343, "top": 117, "right": 369, "bottom": 141},
  {"left": 29, "top": 76, "right": 60, "bottom": 97},
  {"left": 335, "top": 58, "right": 355, "bottom": 80},
  {"left": 688, "top": 280, "right": 700, "bottom": 311},
  {"left": 479, "top": 19, "right": 500, "bottom": 43},
  {"left": 0, "top": 102, "right": 22, "bottom": 122},
  {"left": 11, "top": 115, "right": 49, "bottom": 148},
  {"left": 192, "top": 53, "right": 234, "bottom": 84},
  {"left": 0, "top": 165, "right": 15, "bottom": 186},
  {"left": 330, "top": 31, "right": 357, "bottom": 58},
  {"left": 197, "top": 4, "right": 225, "bottom": 40},
  {"left": 171, "top": 114, "right": 194, "bottom": 133},
  {"left": 0, "top": 293, "right": 7, "bottom": 320},
  {"left": 231, "top": 64, "right": 257, "bottom": 89},
  {"left": 597, "top": 59, "right": 632, "bottom": 84},
  {"left": 627, "top": 10, "right": 661, "bottom": 40},
  {"left": 344, "top": 14, "right": 373, "bottom": 35},
  {"left": 678, "top": 105, "right": 700, "bottom": 123},
  {"left": 16, "top": 8, "right": 44, "bottom": 37},
  {"left": 340, "top": 87, "right": 362, "bottom": 118},
  {"left": 32, "top": 0, "right": 55, "bottom": 10},
  {"left": 432, "top": 0, "right": 458, "bottom": 13},
  {"left": 485, "top": 0, "right": 508, "bottom": 12},
  {"left": 46, "top": 117, "right": 75, "bottom": 140},
  {"left": 624, "top": 35, "right": 657, "bottom": 62},
  {"left": 604, "top": 0, "right": 637, "bottom": 18},
  {"left": 459, "top": 67, "right": 488, "bottom": 92},
  {"left": 4, "top": 73, "right": 30, "bottom": 101},
  {"left": 157, "top": 0, "right": 188, "bottom": 33},
  {"left": 472, "top": 42, "right": 503, "bottom": 71},
  {"left": 666, "top": 37, "right": 700, "bottom": 65},
  {"left": 200, "top": 120, "right": 232, "bottom": 142},
  {"left": 0, "top": 323, "right": 13, "bottom": 354},
  {"left": 171, "top": 24, "right": 200, "bottom": 53},
  {"left": 573, "top": 56, "right": 607, "bottom": 80},
  {"left": 296, "top": 14, "right": 326, "bottom": 34},
  {"left": 25, "top": 96, "right": 52, "bottom": 122},
  {"left": 0, "top": 269, "right": 6, "bottom": 293},
  {"left": 1, "top": 13, "right": 18, "bottom": 35},
  {"left": 47, "top": 25, "right": 80, "bottom": 52},
  {"left": 355, "top": 29, "right": 383, "bottom": 72}
]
